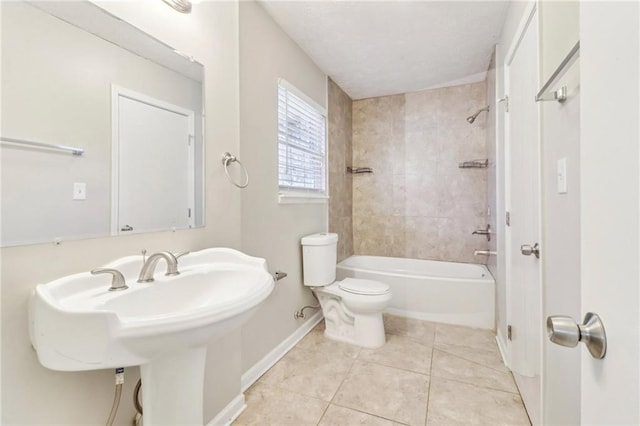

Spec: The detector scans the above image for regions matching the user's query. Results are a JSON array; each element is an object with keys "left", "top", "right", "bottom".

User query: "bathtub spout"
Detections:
[{"left": 474, "top": 250, "right": 497, "bottom": 256}]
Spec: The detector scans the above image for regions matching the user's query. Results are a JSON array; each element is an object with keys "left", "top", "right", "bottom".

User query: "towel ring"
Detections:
[{"left": 222, "top": 152, "right": 249, "bottom": 188}]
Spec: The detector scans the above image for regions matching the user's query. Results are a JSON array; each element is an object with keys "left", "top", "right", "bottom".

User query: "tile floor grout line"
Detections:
[
  {"left": 236, "top": 317, "right": 528, "bottom": 425},
  {"left": 326, "top": 350, "right": 360, "bottom": 405},
  {"left": 356, "top": 357, "right": 431, "bottom": 377},
  {"left": 356, "top": 356, "right": 431, "bottom": 378},
  {"left": 428, "top": 373, "right": 523, "bottom": 396},
  {"left": 432, "top": 345, "right": 509, "bottom": 374},
  {"left": 315, "top": 400, "right": 332, "bottom": 426},
  {"left": 330, "top": 401, "right": 411, "bottom": 425},
  {"left": 432, "top": 347, "right": 512, "bottom": 376},
  {"left": 424, "top": 342, "right": 435, "bottom": 426}
]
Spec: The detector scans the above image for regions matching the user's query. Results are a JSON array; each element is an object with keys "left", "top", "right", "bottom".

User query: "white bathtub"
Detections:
[{"left": 336, "top": 255, "right": 495, "bottom": 329}]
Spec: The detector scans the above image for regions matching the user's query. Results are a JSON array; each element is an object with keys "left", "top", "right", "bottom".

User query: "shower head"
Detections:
[{"left": 466, "top": 106, "right": 490, "bottom": 124}]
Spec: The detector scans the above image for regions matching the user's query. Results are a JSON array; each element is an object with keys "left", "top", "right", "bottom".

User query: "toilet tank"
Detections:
[{"left": 301, "top": 233, "right": 339, "bottom": 286}]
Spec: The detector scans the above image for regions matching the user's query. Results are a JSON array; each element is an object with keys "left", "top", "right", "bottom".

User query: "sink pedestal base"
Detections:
[{"left": 140, "top": 347, "right": 207, "bottom": 425}]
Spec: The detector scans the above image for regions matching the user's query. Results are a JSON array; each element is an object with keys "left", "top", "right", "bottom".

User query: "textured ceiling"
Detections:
[{"left": 259, "top": 1, "right": 510, "bottom": 99}]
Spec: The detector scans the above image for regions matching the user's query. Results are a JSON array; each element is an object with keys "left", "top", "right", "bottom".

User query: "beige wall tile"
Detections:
[
  {"left": 437, "top": 217, "right": 484, "bottom": 263},
  {"left": 405, "top": 88, "right": 439, "bottom": 132},
  {"left": 404, "top": 173, "right": 441, "bottom": 217},
  {"left": 353, "top": 216, "right": 393, "bottom": 256},
  {"left": 351, "top": 81, "right": 488, "bottom": 264},
  {"left": 353, "top": 95, "right": 405, "bottom": 137},
  {"left": 353, "top": 174, "right": 394, "bottom": 217},
  {"left": 437, "top": 125, "right": 487, "bottom": 171},
  {"left": 438, "top": 171, "right": 487, "bottom": 219},
  {"left": 404, "top": 217, "right": 440, "bottom": 260},
  {"left": 405, "top": 127, "right": 439, "bottom": 171},
  {"left": 328, "top": 78, "right": 354, "bottom": 261},
  {"left": 437, "top": 82, "right": 488, "bottom": 128}
]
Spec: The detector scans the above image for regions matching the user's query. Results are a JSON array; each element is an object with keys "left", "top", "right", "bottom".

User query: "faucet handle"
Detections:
[
  {"left": 91, "top": 268, "right": 128, "bottom": 292},
  {"left": 174, "top": 251, "right": 190, "bottom": 260},
  {"left": 472, "top": 224, "right": 492, "bottom": 241}
]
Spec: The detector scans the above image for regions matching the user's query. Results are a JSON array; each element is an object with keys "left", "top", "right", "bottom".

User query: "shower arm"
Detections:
[{"left": 466, "top": 106, "right": 490, "bottom": 124}]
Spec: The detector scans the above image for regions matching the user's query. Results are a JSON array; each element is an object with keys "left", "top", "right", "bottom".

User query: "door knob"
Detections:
[
  {"left": 546, "top": 312, "right": 606, "bottom": 359},
  {"left": 520, "top": 242, "right": 540, "bottom": 258}
]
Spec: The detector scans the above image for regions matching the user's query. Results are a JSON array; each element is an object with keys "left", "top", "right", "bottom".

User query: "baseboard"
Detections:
[
  {"left": 240, "top": 310, "right": 323, "bottom": 392},
  {"left": 206, "top": 394, "right": 246, "bottom": 426},
  {"left": 495, "top": 331, "right": 510, "bottom": 369}
]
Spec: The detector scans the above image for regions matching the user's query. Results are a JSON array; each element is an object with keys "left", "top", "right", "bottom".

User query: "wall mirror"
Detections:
[{"left": 1, "top": 1, "right": 205, "bottom": 247}]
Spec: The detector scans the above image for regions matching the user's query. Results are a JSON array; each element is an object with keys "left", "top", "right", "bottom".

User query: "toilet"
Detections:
[{"left": 301, "top": 233, "right": 391, "bottom": 348}]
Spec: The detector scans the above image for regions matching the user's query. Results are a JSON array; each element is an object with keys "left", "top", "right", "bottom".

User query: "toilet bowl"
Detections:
[{"left": 301, "top": 233, "right": 391, "bottom": 348}]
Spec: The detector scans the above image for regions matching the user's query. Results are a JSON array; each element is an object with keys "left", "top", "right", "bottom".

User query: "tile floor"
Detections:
[{"left": 233, "top": 315, "right": 531, "bottom": 426}]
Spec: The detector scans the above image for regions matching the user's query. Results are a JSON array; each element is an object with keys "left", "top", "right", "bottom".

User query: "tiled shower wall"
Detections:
[
  {"left": 351, "top": 82, "right": 488, "bottom": 264},
  {"left": 328, "top": 78, "right": 354, "bottom": 262}
]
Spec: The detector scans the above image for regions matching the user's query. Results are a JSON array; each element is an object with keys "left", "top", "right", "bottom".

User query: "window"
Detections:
[{"left": 277, "top": 79, "right": 328, "bottom": 203}]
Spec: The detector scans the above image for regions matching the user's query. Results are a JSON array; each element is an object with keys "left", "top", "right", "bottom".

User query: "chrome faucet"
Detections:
[{"left": 137, "top": 251, "right": 181, "bottom": 283}]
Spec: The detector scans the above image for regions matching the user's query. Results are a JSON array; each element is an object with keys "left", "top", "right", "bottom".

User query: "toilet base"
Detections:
[
  {"left": 324, "top": 312, "right": 386, "bottom": 348},
  {"left": 315, "top": 290, "right": 387, "bottom": 348}
]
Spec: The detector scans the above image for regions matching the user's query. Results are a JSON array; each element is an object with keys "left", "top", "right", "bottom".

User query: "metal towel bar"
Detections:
[
  {"left": 1, "top": 136, "right": 84, "bottom": 156},
  {"left": 535, "top": 41, "right": 580, "bottom": 103}
]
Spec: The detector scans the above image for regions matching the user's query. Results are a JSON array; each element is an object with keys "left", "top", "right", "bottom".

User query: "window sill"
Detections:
[{"left": 278, "top": 192, "right": 329, "bottom": 204}]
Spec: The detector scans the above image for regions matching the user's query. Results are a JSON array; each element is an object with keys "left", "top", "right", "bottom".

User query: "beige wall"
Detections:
[
  {"left": 238, "top": 1, "right": 327, "bottom": 372},
  {"left": 1, "top": 0, "right": 242, "bottom": 424},
  {"left": 351, "top": 82, "right": 488, "bottom": 264},
  {"left": 328, "top": 79, "right": 354, "bottom": 262},
  {"left": 1, "top": 2, "right": 203, "bottom": 246}
]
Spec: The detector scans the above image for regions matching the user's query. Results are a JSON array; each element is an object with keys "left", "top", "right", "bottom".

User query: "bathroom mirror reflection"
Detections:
[{"left": 0, "top": 1, "right": 205, "bottom": 247}]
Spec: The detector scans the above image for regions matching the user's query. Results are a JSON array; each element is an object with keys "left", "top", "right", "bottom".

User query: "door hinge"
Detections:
[
  {"left": 507, "top": 325, "right": 513, "bottom": 341},
  {"left": 506, "top": 211, "right": 511, "bottom": 227},
  {"left": 188, "top": 208, "right": 192, "bottom": 218},
  {"left": 498, "top": 95, "right": 509, "bottom": 112},
  {"left": 188, "top": 134, "right": 194, "bottom": 146}
]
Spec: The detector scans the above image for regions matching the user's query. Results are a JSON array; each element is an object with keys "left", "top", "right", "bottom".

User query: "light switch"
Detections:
[
  {"left": 73, "top": 182, "right": 87, "bottom": 200},
  {"left": 557, "top": 158, "right": 567, "bottom": 194}
]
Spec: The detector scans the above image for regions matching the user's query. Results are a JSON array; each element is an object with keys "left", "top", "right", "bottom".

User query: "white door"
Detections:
[
  {"left": 577, "top": 2, "right": 638, "bottom": 424},
  {"left": 540, "top": 2, "right": 640, "bottom": 425},
  {"left": 505, "top": 6, "right": 542, "bottom": 425},
  {"left": 112, "top": 87, "right": 195, "bottom": 235}
]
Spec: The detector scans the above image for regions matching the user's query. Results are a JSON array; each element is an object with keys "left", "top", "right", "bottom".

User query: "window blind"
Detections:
[{"left": 278, "top": 81, "right": 327, "bottom": 194}]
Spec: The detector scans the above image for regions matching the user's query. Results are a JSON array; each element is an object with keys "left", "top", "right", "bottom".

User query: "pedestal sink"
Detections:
[{"left": 29, "top": 248, "right": 275, "bottom": 425}]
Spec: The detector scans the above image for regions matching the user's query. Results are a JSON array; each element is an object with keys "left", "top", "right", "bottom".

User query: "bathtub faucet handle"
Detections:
[{"left": 472, "top": 225, "right": 492, "bottom": 241}]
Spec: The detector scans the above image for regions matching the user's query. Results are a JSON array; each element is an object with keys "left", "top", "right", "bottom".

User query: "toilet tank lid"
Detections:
[
  {"left": 339, "top": 278, "right": 390, "bottom": 295},
  {"left": 301, "top": 233, "right": 339, "bottom": 246}
]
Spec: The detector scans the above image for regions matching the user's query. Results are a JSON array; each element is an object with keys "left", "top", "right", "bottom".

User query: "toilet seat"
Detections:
[{"left": 338, "top": 278, "right": 390, "bottom": 295}]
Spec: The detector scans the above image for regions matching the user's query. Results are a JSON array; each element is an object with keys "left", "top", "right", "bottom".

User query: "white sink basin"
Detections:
[{"left": 29, "top": 248, "right": 275, "bottom": 425}]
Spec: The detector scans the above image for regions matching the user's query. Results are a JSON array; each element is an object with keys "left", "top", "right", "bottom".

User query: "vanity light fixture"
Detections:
[{"left": 161, "top": 0, "right": 192, "bottom": 14}]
